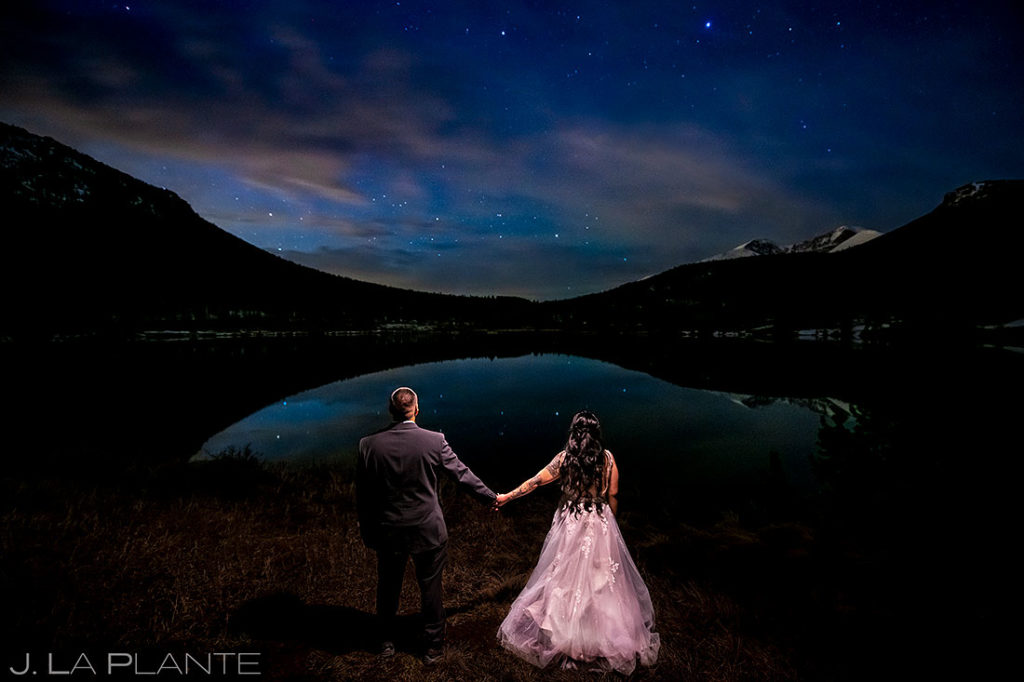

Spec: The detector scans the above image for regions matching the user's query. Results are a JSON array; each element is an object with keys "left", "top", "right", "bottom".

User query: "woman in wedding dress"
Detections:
[{"left": 494, "top": 411, "right": 659, "bottom": 674}]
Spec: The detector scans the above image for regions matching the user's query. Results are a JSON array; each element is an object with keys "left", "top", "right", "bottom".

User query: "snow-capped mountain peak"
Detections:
[
  {"left": 943, "top": 180, "right": 996, "bottom": 207},
  {"left": 790, "top": 225, "right": 881, "bottom": 253},
  {"left": 705, "top": 238, "right": 785, "bottom": 261},
  {"left": 702, "top": 225, "right": 880, "bottom": 261},
  {"left": 829, "top": 227, "right": 882, "bottom": 252}
]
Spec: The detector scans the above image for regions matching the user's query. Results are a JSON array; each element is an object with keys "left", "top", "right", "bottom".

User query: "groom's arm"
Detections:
[
  {"left": 438, "top": 437, "right": 496, "bottom": 502},
  {"left": 355, "top": 440, "right": 379, "bottom": 546}
]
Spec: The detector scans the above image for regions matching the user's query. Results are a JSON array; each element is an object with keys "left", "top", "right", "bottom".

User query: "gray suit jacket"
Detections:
[{"left": 357, "top": 421, "right": 495, "bottom": 552}]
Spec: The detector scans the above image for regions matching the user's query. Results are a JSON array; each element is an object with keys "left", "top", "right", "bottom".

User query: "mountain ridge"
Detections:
[
  {"left": 1, "top": 122, "right": 534, "bottom": 335},
  {"left": 552, "top": 179, "right": 1024, "bottom": 334},
  {"left": 3, "top": 122, "right": 1021, "bottom": 338}
]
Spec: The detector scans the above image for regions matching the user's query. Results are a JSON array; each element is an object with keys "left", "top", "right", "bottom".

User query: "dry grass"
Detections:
[{"left": 2, "top": 460, "right": 831, "bottom": 681}]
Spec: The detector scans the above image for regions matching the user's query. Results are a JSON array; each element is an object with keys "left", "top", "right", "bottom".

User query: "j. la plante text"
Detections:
[{"left": 9, "top": 651, "right": 262, "bottom": 676}]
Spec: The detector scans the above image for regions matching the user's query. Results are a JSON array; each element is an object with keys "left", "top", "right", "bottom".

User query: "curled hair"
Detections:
[{"left": 560, "top": 410, "right": 607, "bottom": 516}]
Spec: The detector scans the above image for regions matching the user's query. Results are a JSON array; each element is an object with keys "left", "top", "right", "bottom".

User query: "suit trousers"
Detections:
[{"left": 375, "top": 541, "right": 448, "bottom": 648}]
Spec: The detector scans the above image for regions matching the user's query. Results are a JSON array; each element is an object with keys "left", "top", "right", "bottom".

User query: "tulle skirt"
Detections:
[{"left": 497, "top": 504, "right": 660, "bottom": 674}]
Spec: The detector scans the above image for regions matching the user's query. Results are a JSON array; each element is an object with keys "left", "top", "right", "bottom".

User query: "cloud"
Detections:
[
  {"left": 1, "top": 40, "right": 827, "bottom": 296},
  {"left": 4, "top": 1, "right": 1020, "bottom": 298},
  {"left": 280, "top": 232, "right": 643, "bottom": 301}
]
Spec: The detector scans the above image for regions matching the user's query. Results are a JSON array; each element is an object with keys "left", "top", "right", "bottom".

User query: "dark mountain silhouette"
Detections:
[
  {"left": 545, "top": 180, "right": 1024, "bottom": 336},
  {"left": 0, "top": 122, "right": 533, "bottom": 337},
  {"left": 3, "top": 122, "right": 1020, "bottom": 340}
]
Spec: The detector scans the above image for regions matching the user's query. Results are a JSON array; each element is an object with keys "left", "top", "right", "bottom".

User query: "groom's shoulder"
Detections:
[
  {"left": 404, "top": 425, "right": 449, "bottom": 450},
  {"left": 411, "top": 424, "right": 445, "bottom": 441},
  {"left": 360, "top": 422, "right": 442, "bottom": 441}
]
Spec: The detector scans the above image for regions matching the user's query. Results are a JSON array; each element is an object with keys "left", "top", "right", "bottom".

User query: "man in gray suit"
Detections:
[{"left": 357, "top": 386, "right": 496, "bottom": 664}]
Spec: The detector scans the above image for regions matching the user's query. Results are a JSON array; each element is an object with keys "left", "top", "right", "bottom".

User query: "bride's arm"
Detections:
[
  {"left": 606, "top": 452, "right": 620, "bottom": 516},
  {"left": 495, "top": 452, "right": 563, "bottom": 507}
]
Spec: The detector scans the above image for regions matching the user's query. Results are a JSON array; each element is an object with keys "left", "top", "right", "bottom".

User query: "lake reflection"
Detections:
[{"left": 198, "top": 353, "right": 826, "bottom": 494}]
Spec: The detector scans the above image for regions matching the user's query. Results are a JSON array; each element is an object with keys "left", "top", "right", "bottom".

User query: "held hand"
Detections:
[{"left": 494, "top": 493, "right": 511, "bottom": 509}]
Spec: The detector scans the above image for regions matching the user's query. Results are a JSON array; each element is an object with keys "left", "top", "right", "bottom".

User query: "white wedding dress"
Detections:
[{"left": 497, "top": 500, "right": 660, "bottom": 674}]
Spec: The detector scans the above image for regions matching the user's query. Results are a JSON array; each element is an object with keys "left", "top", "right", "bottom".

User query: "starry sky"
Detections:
[{"left": 2, "top": 1, "right": 1021, "bottom": 300}]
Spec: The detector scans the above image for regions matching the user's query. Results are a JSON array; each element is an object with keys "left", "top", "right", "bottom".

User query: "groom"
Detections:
[{"left": 356, "top": 387, "right": 496, "bottom": 664}]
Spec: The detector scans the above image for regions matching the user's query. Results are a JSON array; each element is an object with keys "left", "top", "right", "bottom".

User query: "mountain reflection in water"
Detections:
[{"left": 197, "top": 354, "right": 829, "bottom": 499}]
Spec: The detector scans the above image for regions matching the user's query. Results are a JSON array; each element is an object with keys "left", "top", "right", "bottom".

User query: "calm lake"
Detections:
[
  {"left": 172, "top": 332, "right": 1022, "bottom": 541},
  {"left": 196, "top": 353, "right": 827, "bottom": 501}
]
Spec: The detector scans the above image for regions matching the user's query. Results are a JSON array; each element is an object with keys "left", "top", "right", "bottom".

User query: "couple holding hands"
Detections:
[{"left": 356, "top": 387, "right": 659, "bottom": 674}]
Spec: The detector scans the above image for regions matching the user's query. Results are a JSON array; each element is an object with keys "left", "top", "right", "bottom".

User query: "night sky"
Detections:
[{"left": 2, "top": 1, "right": 1021, "bottom": 300}]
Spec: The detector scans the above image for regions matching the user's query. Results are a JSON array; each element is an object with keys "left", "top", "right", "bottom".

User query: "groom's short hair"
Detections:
[{"left": 389, "top": 387, "right": 418, "bottom": 420}]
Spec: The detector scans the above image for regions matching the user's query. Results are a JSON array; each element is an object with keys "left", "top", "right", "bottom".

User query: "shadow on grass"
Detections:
[
  {"left": 231, "top": 593, "right": 378, "bottom": 655},
  {"left": 229, "top": 584, "right": 521, "bottom": 658}
]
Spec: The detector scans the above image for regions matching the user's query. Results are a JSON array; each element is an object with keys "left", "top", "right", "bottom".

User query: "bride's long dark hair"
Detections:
[{"left": 560, "top": 410, "right": 607, "bottom": 516}]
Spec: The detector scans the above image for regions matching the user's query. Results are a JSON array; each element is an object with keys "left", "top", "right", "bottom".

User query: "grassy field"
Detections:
[{"left": 2, "top": 454, "right": 902, "bottom": 681}]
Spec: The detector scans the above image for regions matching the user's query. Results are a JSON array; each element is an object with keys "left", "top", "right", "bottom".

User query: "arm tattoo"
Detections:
[
  {"left": 544, "top": 452, "right": 563, "bottom": 478},
  {"left": 504, "top": 453, "right": 563, "bottom": 501},
  {"left": 508, "top": 475, "right": 542, "bottom": 500}
]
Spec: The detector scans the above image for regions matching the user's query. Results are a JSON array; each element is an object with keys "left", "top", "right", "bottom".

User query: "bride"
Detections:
[{"left": 494, "top": 410, "right": 660, "bottom": 674}]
